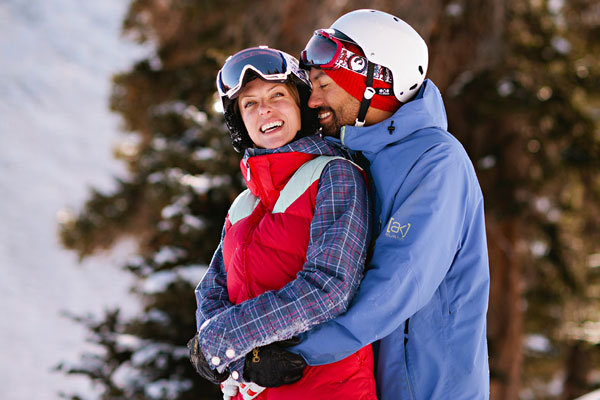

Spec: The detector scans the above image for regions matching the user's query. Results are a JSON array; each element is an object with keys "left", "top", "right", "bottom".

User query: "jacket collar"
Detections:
[
  {"left": 240, "top": 135, "right": 343, "bottom": 204},
  {"left": 339, "top": 80, "right": 448, "bottom": 158}
]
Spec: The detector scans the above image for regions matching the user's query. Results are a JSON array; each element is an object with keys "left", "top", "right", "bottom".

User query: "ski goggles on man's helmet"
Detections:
[
  {"left": 217, "top": 46, "right": 308, "bottom": 100},
  {"left": 300, "top": 29, "right": 392, "bottom": 84}
]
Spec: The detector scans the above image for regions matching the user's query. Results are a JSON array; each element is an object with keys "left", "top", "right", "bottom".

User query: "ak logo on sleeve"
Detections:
[{"left": 384, "top": 217, "right": 411, "bottom": 240}]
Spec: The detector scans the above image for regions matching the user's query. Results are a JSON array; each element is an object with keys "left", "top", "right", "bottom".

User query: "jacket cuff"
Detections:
[{"left": 198, "top": 317, "right": 244, "bottom": 373}]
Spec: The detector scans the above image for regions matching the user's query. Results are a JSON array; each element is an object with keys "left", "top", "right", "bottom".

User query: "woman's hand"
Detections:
[{"left": 187, "top": 334, "right": 230, "bottom": 384}]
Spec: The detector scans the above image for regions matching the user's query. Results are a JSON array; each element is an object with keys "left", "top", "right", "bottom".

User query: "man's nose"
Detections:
[{"left": 307, "top": 90, "right": 322, "bottom": 109}]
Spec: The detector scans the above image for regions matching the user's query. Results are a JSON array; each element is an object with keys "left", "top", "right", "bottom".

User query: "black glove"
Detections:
[
  {"left": 187, "top": 334, "right": 229, "bottom": 384},
  {"left": 243, "top": 338, "right": 307, "bottom": 387}
]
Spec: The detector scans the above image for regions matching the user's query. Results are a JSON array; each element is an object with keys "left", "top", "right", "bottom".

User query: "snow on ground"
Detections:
[{"left": 0, "top": 1, "right": 149, "bottom": 398}]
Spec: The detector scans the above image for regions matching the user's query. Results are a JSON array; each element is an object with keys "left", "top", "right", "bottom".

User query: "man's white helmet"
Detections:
[{"left": 330, "top": 9, "right": 429, "bottom": 103}]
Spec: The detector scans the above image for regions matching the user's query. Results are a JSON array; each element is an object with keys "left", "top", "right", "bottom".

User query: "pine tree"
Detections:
[
  {"left": 444, "top": 1, "right": 600, "bottom": 398},
  {"left": 56, "top": 1, "right": 246, "bottom": 398},
  {"left": 57, "top": 1, "right": 600, "bottom": 399}
]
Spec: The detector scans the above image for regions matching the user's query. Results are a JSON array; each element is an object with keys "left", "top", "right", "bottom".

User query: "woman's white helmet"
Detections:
[{"left": 330, "top": 9, "right": 429, "bottom": 103}]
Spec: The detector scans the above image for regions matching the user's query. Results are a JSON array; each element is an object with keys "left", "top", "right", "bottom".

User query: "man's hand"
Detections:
[
  {"left": 243, "top": 338, "right": 307, "bottom": 387},
  {"left": 187, "top": 334, "right": 229, "bottom": 384}
]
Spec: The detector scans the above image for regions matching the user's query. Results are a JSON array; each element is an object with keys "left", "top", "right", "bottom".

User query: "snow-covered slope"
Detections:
[{"left": 0, "top": 1, "right": 147, "bottom": 398}]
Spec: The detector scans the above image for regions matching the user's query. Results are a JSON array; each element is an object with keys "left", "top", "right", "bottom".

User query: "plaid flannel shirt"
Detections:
[{"left": 194, "top": 135, "right": 371, "bottom": 375}]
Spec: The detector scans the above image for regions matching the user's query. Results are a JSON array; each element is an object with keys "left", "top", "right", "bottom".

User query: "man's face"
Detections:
[{"left": 307, "top": 69, "right": 360, "bottom": 137}]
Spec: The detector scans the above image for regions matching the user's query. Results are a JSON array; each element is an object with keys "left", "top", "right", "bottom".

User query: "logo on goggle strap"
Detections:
[{"left": 347, "top": 55, "right": 367, "bottom": 73}]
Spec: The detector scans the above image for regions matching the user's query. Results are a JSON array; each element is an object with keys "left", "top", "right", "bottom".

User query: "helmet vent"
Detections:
[
  {"left": 393, "top": 17, "right": 399, "bottom": 22},
  {"left": 410, "top": 83, "right": 418, "bottom": 90},
  {"left": 419, "top": 65, "right": 424, "bottom": 75}
]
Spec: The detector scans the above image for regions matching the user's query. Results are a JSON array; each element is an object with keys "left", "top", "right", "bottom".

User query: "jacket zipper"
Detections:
[{"left": 404, "top": 318, "right": 415, "bottom": 400}]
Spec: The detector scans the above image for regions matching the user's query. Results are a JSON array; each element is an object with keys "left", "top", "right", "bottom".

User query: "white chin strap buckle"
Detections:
[{"left": 354, "top": 87, "right": 375, "bottom": 127}]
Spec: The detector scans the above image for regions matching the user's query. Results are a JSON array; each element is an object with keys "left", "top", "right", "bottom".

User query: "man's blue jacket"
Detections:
[{"left": 292, "top": 80, "right": 490, "bottom": 399}]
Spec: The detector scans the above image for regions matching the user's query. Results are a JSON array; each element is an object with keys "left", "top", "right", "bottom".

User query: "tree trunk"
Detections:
[
  {"left": 487, "top": 217, "right": 524, "bottom": 400},
  {"left": 562, "top": 340, "right": 591, "bottom": 400}
]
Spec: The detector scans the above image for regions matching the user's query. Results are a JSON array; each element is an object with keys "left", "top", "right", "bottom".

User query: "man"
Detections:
[{"left": 289, "top": 9, "right": 491, "bottom": 399}]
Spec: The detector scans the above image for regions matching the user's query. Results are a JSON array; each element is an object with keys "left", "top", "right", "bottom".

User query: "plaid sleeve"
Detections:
[
  {"left": 197, "top": 159, "right": 371, "bottom": 373},
  {"left": 195, "top": 225, "right": 234, "bottom": 331}
]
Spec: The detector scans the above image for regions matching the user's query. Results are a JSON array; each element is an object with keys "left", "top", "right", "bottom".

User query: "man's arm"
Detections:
[
  {"left": 196, "top": 160, "right": 370, "bottom": 373},
  {"left": 292, "top": 143, "right": 477, "bottom": 364}
]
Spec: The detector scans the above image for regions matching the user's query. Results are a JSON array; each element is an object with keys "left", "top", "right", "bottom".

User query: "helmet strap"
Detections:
[{"left": 355, "top": 61, "right": 375, "bottom": 127}]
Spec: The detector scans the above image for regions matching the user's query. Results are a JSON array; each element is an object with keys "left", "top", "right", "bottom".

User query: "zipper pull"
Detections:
[
  {"left": 243, "top": 159, "right": 251, "bottom": 181},
  {"left": 252, "top": 347, "right": 260, "bottom": 363}
]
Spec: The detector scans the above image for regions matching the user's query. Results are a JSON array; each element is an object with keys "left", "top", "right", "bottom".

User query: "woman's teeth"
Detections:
[{"left": 260, "top": 121, "right": 283, "bottom": 133}]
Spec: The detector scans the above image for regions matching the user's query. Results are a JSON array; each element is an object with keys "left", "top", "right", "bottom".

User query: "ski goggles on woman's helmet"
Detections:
[
  {"left": 300, "top": 29, "right": 393, "bottom": 83},
  {"left": 217, "top": 46, "right": 308, "bottom": 99}
]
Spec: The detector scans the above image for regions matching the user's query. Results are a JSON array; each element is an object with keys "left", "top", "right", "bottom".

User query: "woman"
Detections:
[{"left": 189, "top": 47, "right": 376, "bottom": 400}]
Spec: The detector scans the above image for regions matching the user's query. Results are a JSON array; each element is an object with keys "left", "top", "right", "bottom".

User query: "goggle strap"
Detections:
[
  {"left": 356, "top": 62, "right": 375, "bottom": 126},
  {"left": 333, "top": 48, "right": 392, "bottom": 84},
  {"left": 374, "top": 87, "right": 395, "bottom": 96}
]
